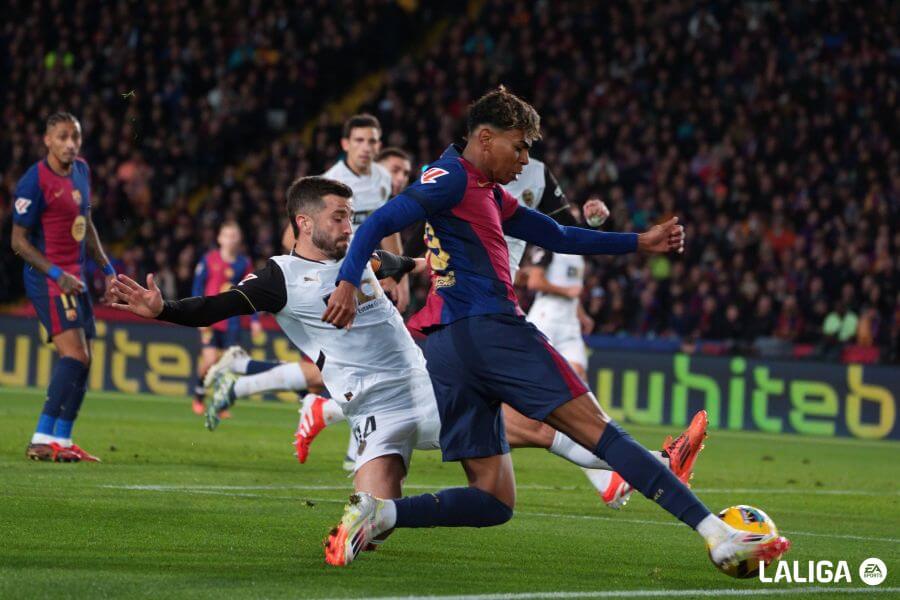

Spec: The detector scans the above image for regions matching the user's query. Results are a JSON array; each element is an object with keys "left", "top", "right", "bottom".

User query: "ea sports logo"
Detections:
[{"left": 859, "top": 558, "right": 887, "bottom": 586}]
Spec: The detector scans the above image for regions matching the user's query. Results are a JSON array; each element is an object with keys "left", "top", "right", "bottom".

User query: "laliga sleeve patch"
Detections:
[
  {"left": 420, "top": 167, "right": 448, "bottom": 184},
  {"left": 15, "top": 197, "right": 32, "bottom": 215}
]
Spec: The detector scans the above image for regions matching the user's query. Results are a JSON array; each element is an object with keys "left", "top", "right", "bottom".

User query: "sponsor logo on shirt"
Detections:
[
  {"left": 420, "top": 167, "right": 448, "bottom": 185},
  {"left": 14, "top": 197, "right": 32, "bottom": 215}
]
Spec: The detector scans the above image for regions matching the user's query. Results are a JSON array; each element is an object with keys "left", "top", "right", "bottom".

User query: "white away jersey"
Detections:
[
  {"left": 526, "top": 247, "right": 585, "bottom": 320},
  {"left": 501, "top": 158, "right": 570, "bottom": 278},
  {"left": 234, "top": 253, "right": 429, "bottom": 416},
  {"left": 322, "top": 160, "right": 393, "bottom": 231}
]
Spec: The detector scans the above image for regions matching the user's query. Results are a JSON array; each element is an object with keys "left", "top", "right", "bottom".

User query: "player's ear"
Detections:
[{"left": 340, "top": 137, "right": 350, "bottom": 153}]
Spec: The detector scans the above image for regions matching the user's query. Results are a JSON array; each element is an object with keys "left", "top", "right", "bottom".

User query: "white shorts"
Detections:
[
  {"left": 528, "top": 315, "right": 587, "bottom": 369},
  {"left": 348, "top": 374, "right": 441, "bottom": 472}
]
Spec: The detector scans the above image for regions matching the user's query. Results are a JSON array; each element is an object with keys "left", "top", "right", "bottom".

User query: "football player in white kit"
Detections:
[{"left": 219, "top": 116, "right": 408, "bottom": 468}]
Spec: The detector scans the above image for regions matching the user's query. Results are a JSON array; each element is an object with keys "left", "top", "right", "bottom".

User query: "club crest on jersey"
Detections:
[
  {"left": 420, "top": 167, "right": 448, "bottom": 185},
  {"left": 14, "top": 197, "right": 32, "bottom": 215},
  {"left": 72, "top": 189, "right": 82, "bottom": 205},
  {"left": 522, "top": 189, "right": 535, "bottom": 206},
  {"left": 71, "top": 215, "right": 87, "bottom": 241}
]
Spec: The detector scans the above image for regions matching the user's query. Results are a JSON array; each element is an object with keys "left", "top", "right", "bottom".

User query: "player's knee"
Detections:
[{"left": 483, "top": 492, "right": 514, "bottom": 526}]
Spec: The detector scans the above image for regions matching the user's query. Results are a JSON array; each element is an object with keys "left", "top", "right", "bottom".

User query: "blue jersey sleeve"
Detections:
[
  {"left": 503, "top": 205, "right": 638, "bottom": 255},
  {"left": 335, "top": 159, "right": 467, "bottom": 287},
  {"left": 398, "top": 160, "right": 468, "bottom": 216},
  {"left": 12, "top": 165, "right": 45, "bottom": 229},
  {"left": 192, "top": 256, "right": 208, "bottom": 297}
]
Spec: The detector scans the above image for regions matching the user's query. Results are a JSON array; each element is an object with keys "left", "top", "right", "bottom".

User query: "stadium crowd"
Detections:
[
  {"left": 2, "top": 1, "right": 898, "bottom": 362},
  {"left": 0, "top": 0, "right": 444, "bottom": 299}
]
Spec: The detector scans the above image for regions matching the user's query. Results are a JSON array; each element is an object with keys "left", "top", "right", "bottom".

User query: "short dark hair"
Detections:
[
  {"left": 46, "top": 111, "right": 79, "bottom": 132},
  {"left": 376, "top": 146, "right": 412, "bottom": 163},
  {"left": 466, "top": 86, "right": 541, "bottom": 141},
  {"left": 286, "top": 176, "right": 353, "bottom": 236},
  {"left": 342, "top": 113, "right": 381, "bottom": 138}
]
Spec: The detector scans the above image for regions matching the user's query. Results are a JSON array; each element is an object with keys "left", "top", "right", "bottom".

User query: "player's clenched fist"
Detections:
[
  {"left": 637, "top": 217, "right": 685, "bottom": 254},
  {"left": 322, "top": 280, "right": 358, "bottom": 329}
]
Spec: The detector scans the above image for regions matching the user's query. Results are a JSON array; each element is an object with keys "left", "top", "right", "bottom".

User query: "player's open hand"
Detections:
[
  {"left": 637, "top": 217, "right": 685, "bottom": 254},
  {"left": 322, "top": 280, "right": 358, "bottom": 329},
  {"left": 109, "top": 273, "right": 164, "bottom": 318}
]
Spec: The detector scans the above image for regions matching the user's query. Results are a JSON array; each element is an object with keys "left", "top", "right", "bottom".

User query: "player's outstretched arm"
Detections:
[
  {"left": 110, "top": 274, "right": 257, "bottom": 326},
  {"left": 504, "top": 206, "right": 684, "bottom": 255}
]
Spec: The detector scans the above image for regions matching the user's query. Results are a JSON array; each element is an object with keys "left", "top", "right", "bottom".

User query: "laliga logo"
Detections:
[{"left": 759, "top": 557, "right": 886, "bottom": 586}]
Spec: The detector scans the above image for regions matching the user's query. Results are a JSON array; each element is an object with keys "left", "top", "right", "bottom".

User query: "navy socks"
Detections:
[
  {"left": 246, "top": 360, "right": 281, "bottom": 375},
  {"left": 595, "top": 421, "right": 710, "bottom": 529},
  {"left": 36, "top": 357, "right": 88, "bottom": 439},
  {"left": 394, "top": 487, "right": 513, "bottom": 528}
]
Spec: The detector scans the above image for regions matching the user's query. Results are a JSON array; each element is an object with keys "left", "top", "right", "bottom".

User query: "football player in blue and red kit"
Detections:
[
  {"left": 322, "top": 88, "right": 790, "bottom": 571},
  {"left": 190, "top": 221, "right": 261, "bottom": 415},
  {"left": 11, "top": 112, "right": 113, "bottom": 463}
]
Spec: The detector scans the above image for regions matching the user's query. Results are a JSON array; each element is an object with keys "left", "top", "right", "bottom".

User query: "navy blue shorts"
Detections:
[
  {"left": 424, "top": 313, "right": 589, "bottom": 462},
  {"left": 31, "top": 293, "right": 96, "bottom": 343},
  {"left": 200, "top": 328, "right": 241, "bottom": 349}
]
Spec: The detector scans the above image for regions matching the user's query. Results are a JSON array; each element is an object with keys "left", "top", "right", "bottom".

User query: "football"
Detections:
[{"left": 709, "top": 505, "right": 781, "bottom": 578}]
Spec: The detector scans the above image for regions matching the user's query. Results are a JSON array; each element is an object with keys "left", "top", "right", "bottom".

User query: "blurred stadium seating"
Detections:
[{"left": 2, "top": 0, "right": 898, "bottom": 363}]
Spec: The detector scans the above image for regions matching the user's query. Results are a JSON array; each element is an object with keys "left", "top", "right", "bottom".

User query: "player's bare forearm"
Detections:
[
  {"left": 527, "top": 268, "right": 581, "bottom": 299},
  {"left": 85, "top": 218, "right": 112, "bottom": 270},
  {"left": 10, "top": 224, "right": 55, "bottom": 275},
  {"left": 380, "top": 232, "right": 403, "bottom": 255}
]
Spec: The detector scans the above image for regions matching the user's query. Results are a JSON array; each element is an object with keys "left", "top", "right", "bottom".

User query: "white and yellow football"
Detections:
[{"left": 710, "top": 505, "right": 781, "bottom": 578}]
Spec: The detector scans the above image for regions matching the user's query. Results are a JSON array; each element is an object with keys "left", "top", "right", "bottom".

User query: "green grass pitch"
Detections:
[{"left": 1, "top": 386, "right": 897, "bottom": 599}]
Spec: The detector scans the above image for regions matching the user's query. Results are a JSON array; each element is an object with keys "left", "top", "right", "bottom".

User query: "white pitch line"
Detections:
[
  {"left": 322, "top": 587, "right": 900, "bottom": 600},
  {"left": 98, "top": 483, "right": 899, "bottom": 497},
  {"left": 100, "top": 485, "right": 900, "bottom": 544}
]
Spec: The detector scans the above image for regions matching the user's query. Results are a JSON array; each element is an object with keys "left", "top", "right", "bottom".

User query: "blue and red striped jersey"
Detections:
[
  {"left": 12, "top": 158, "right": 91, "bottom": 298},
  {"left": 404, "top": 145, "right": 524, "bottom": 333}
]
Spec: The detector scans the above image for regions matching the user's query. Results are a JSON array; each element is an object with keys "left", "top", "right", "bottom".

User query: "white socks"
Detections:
[
  {"left": 379, "top": 499, "right": 398, "bottom": 530},
  {"left": 30, "top": 433, "right": 71, "bottom": 447},
  {"left": 233, "top": 362, "right": 308, "bottom": 398},
  {"left": 697, "top": 513, "right": 733, "bottom": 546},
  {"left": 231, "top": 355, "right": 251, "bottom": 374},
  {"left": 549, "top": 430, "right": 613, "bottom": 469},
  {"left": 548, "top": 430, "right": 670, "bottom": 470},
  {"left": 581, "top": 467, "right": 615, "bottom": 493},
  {"left": 320, "top": 398, "right": 346, "bottom": 425}
]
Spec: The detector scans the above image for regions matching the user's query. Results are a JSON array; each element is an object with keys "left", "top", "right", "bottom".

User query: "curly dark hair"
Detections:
[{"left": 466, "top": 86, "right": 541, "bottom": 141}]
